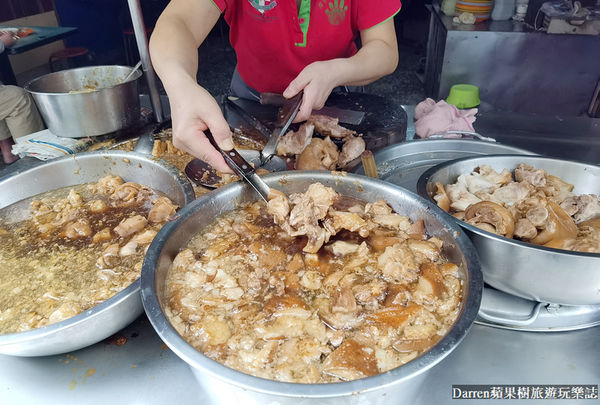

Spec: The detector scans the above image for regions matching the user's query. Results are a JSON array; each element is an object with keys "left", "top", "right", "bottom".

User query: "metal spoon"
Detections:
[{"left": 121, "top": 61, "right": 142, "bottom": 83}]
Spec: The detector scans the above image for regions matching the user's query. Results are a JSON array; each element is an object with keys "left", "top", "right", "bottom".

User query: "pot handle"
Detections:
[
  {"left": 428, "top": 130, "right": 497, "bottom": 142},
  {"left": 478, "top": 302, "right": 543, "bottom": 326}
]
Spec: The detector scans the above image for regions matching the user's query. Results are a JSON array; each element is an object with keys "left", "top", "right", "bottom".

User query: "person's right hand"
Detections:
[
  {"left": 0, "top": 31, "right": 17, "bottom": 47},
  {"left": 168, "top": 84, "right": 234, "bottom": 173}
]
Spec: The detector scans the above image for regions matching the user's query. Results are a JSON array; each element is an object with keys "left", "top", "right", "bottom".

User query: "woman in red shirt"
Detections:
[{"left": 150, "top": 0, "right": 401, "bottom": 172}]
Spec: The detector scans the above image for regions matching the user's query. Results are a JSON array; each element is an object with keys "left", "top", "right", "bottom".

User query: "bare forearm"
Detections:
[
  {"left": 336, "top": 38, "right": 399, "bottom": 87},
  {"left": 150, "top": 17, "right": 199, "bottom": 92},
  {"left": 149, "top": 0, "right": 221, "bottom": 94}
]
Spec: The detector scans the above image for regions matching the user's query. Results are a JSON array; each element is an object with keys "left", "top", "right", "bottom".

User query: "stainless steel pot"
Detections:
[
  {"left": 353, "top": 138, "right": 536, "bottom": 192},
  {"left": 0, "top": 151, "right": 195, "bottom": 356},
  {"left": 417, "top": 155, "right": 600, "bottom": 305},
  {"left": 25, "top": 65, "right": 143, "bottom": 138},
  {"left": 141, "top": 171, "right": 483, "bottom": 404}
]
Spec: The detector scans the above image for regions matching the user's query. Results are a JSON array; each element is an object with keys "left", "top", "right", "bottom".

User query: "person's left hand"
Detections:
[
  {"left": 282, "top": 60, "right": 342, "bottom": 123},
  {"left": 0, "top": 31, "right": 17, "bottom": 47}
]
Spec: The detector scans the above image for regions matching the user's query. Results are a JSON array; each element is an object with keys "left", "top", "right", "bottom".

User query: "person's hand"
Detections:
[
  {"left": 168, "top": 83, "right": 234, "bottom": 173},
  {"left": 282, "top": 60, "right": 342, "bottom": 123},
  {"left": 0, "top": 31, "right": 18, "bottom": 47}
]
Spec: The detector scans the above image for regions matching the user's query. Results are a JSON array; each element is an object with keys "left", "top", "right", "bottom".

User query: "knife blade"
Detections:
[
  {"left": 259, "top": 92, "right": 365, "bottom": 125},
  {"left": 260, "top": 91, "right": 303, "bottom": 165},
  {"left": 313, "top": 106, "right": 365, "bottom": 126}
]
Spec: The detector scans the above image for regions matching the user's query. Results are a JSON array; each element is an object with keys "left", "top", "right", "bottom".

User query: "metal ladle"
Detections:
[{"left": 121, "top": 61, "right": 142, "bottom": 84}]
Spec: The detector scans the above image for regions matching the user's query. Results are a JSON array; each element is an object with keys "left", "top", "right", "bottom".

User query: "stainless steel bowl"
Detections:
[
  {"left": 25, "top": 65, "right": 143, "bottom": 138},
  {"left": 0, "top": 151, "right": 195, "bottom": 356},
  {"left": 417, "top": 155, "right": 600, "bottom": 305},
  {"left": 141, "top": 171, "right": 483, "bottom": 404},
  {"left": 353, "top": 139, "right": 536, "bottom": 192}
]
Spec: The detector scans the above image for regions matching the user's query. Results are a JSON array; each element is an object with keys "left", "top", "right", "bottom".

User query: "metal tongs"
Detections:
[
  {"left": 260, "top": 91, "right": 303, "bottom": 165},
  {"left": 203, "top": 130, "right": 271, "bottom": 202}
]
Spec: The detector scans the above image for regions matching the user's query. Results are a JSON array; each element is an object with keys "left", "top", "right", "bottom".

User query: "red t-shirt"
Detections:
[{"left": 212, "top": 0, "right": 402, "bottom": 93}]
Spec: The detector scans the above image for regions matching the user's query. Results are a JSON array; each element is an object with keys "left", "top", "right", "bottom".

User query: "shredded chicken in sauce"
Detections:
[
  {"left": 165, "top": 183, "right": 463, "bottom": 383},
  {"left": 0, "top": 176, "right": 177, "bottom": 334},
  {"left": 434, "top": 164, "right": 600, "bottom": 253}
]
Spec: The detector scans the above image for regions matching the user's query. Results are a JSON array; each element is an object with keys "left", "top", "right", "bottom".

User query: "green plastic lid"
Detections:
[{"left": 446, "top": 84, "right": 480, "bottom": 109}]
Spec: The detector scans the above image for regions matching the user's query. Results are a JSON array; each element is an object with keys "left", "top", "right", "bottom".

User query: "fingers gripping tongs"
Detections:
[{"left": 204, "top": 130, "right": 271, "bottom": 203}]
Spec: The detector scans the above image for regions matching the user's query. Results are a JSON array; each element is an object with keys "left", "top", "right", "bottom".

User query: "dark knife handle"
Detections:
[
  {"left": 204, "top": 129, "right": 256, "bottom": 177},
  {"left": 259, "top": 92, "right": 286, "bottom": 107}
]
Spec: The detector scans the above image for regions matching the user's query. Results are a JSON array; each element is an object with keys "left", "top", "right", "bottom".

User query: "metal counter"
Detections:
[
  {"left": 1, "top": 315, "right": 597, "bottom": 404},
  {"left": 424, "top": 5, "right": 600, "bottom": 116},
  {"left": 1, "top": 107, "right": 599, "bottom": 404}
]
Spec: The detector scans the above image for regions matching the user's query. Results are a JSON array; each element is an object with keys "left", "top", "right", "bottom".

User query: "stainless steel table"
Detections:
[
  {"left": 1, "top": 106, "right": 599, "bottom": 404},
  {"left": 1, "top": 315, "right": 597, "bottom": 404}
]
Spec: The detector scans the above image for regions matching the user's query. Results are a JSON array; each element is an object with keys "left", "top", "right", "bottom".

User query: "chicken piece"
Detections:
[
  {"left": 68, "top": 189, "right": 84, "bottom": 207},
  {"left": 365, "top": 200, "right": 393, "bottom": 216},
  {"left": 267, "top": 189, "right": 290, "bottom": 225},
  {"left": 561, "top": 194, "right": 600, "bottom": 223},
  {"left": 114, "top": 215, "right": 148, "bottom": 238},
  {"left": 464, "top": 201, "right": 515, "bottom": 238},
  {"left": 276, "top": 123, "right": 314, "bottom": 156},
  {"left": 48, "top": 302, "right": 81, "bottom": 325},
  {"left": 88, "top": 199, "right": 108, "bottom": 213},
  {"left": 332, "top": 287, "right": 358, "bottom": 313},
  {"left": 322, "top": 339, "right": 378, "bottom": 381},
  {"left": 407, "top": 239, "right": 441, "bottom": 263},
  {"left": 120, "top": 229, "right": 157, "bottom": 257},
  {"left": 64, "top": 218, "right": 92, "bottom": 239},
  {"left": 111, "top": 182, "right": 151, "bottom": 205},
  {"left": 414, "top": 262, "right": 446, "bottom": 301},
  {"left": 148, "top": 196, "right": 178, "bottom": 223},
  {"left": 433, "top": 182, "right": 451, "bottom": 212},
  {"left": 530, "top": 200, "right": 578, "bottom": 245},
  {"left": 477, "top": 165, "right": 513, "bottom": 187},
  {"left": 325, "top": 240, "right": 361, "bottom": 256},
  {"left": 514, "top": 218, "right": 538, "bottom": 239},
  {"left": 268, "top": 183, "right": 338, "bottom": 253},
  {"left": 325, "top": 211, "right": 368, "bottom": 234},
  {"left": 296, "top": 137, "right": 339, "bottom": 170},
  {"left": 543, "top": 175, "right": 574, "bottom": 203},
  {"left": 92, "top": 175, "right": 124, "bottom": 195},
  {"left": 371, "top": 213, "right": 412, "bottom": 232},
  {"left": 491, "top": 181, "right": 532, "bottom": 206},
  {"left": 92, "top": 227, "right": 112, "bottom": 244},
  {"left": 408, "top": 219, "right": 426, "bottom": 239},
  {"left": 307, "top": 114, "right": 356, "bottom": 139},
  {"left": 338, "top": 135, "right": 365, "bottom": 167},
  {"left": 97, "top": 243, "right": 120, "bottom": 268},
  {"left": 353, "top": 279, "right": 387, "bottom": 307},
  {"left": 377, "top": 241, "right": 419, "bottom": 283},
  {"left": 445, "top": 182, "right": 482, "bottom": 212},
  {"left": 459, "top": 168, "right": 504, "bottom": 195},
  {"left": 514, "top": 163, "right": 546, "bottom": 187}
]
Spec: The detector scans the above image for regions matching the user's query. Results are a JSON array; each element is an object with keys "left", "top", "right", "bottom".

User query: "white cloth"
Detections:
[{"left": 12, "top": 129, "right": 92, "bottom": 160}]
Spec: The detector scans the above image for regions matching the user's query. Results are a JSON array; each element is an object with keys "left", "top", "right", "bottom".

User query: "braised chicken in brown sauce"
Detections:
[
  {"left": 165, "top": 183, "right": 463, "bottom": 383},
  {"left": 0, "top": 175, "right": 177, "bottom": 334}
]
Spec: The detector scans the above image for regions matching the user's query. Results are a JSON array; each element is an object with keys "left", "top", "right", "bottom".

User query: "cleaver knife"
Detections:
[{"left": 260, "top": 92, "right": 366, "bottom": 125}]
